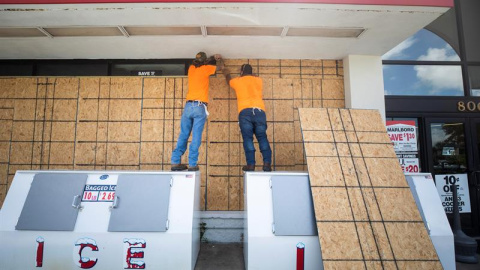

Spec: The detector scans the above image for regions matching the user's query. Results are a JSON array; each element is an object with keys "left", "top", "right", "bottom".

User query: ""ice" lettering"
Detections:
[
  {"left": 123, "top": 238, "right": 146, "bottom": 269},
  {"left": 73, "top": 238, "right": 98, "bottom": 269}
]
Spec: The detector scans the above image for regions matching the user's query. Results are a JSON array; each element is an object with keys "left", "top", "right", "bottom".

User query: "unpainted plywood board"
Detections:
[{"left": 298, "top": 108, "right": 439, "bottom": 269}]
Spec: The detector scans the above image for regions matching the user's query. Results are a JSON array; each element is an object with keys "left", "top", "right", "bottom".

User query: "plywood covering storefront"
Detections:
[{"left": 0, "top": 59, "right": 344, "bottom": 210}]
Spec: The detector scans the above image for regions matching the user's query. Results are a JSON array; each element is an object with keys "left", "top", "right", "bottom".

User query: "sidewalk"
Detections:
[{"left": 195, "top": 243, "right": 479, "bottom": 270}]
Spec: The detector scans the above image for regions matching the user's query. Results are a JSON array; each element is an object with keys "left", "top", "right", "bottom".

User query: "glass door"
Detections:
[
  {"left": 468, "top": 119, "right": 480, "bottom": 235},
  {"left": 426, "top": 118, "right": 478, "bottom": 235}
]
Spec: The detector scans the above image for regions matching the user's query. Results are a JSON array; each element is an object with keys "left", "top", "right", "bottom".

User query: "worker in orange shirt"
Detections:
[
  {"left": 171, "top": 52, "right": 224, "bottom": 171},
  {"left": 223, "top": 64, "right": 272, "bottom": 172}
]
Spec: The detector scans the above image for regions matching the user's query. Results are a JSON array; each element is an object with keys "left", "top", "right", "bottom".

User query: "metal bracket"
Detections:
[
  {"left": 71, "top": 195, "right": 82, "bottom": 209},
  {"left": 166, "top": 219, "right": 170, "bottom": 230},
  {"left": 110, "top": 196, "right": 119, "bottom": 209}
]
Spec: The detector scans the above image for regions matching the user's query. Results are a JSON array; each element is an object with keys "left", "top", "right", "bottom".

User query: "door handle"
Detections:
[
  {"left": 72, "top": 195, "right": 82, "bottom": 209},
  {"left": 110, "top": 196, "right": 119, "bottom": 209}
]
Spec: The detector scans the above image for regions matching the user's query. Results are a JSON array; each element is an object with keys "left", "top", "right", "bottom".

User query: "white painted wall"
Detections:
[{"left": 343, "top": 54, "right": 386, "bottom": 122}]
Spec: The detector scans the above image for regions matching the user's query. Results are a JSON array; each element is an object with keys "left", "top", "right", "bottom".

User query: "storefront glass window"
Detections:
[
  {"left": 383, "top": 65, "right": 463, "bottom": 96},
  {"left": 386, "top": 117, "right": 421, "bottom": 173},
  {"left": 111, "top": 63, "right": 185, "bottom": 76},
  {"left": 382, "top": 29, "right": 459, "bottom": 61},
  {"left": 430, "top": 122, "right": 467, "bottom": 175},
  {"left": 469, "top": 66, "right": 480, "bottom": 96}
]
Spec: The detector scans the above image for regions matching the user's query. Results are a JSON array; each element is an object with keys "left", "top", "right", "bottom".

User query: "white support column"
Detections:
[{"left": 343, "top": 55, "right": 386, "bottom": 122}]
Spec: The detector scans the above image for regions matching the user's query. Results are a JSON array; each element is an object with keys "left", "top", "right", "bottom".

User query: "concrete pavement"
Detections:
[{"left": 195, "top": 243, "right": 479, "bottom": 270}]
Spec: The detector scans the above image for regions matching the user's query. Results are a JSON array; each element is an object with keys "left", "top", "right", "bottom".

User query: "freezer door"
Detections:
[
  {"left": 16, "top": 173, "right": 88, "bottom": 231},
  {"left": 108, "top": 174, "right": 172, "bottom": 232},
  {"left": 271, "top": 175, "right": 318, "bottom": 236}
]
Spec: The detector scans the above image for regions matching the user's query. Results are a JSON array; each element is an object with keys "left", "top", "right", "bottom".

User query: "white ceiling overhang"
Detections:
[{"left": 0, "top": 2, "right": 451, "bottom": 59}]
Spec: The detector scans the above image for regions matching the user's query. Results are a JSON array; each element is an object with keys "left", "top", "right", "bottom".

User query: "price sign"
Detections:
[
  {"left": 82, "top": 185, "right": 116, "bottom": 202},
  {"left": 400, "top": 158, "right": 419, "bottom": 173},
  {"left": 386, "top": 121, "right": 418, "bottom": 152},
  {"left": 98, "top": 191, "right": 116, "bottom": 202},
  {"left": 434, "top": 174, "right": 471, "bottom": 213}
]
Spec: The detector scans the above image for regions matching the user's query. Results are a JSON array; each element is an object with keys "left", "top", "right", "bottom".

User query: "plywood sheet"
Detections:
[
  {"left": 299, "top": 108, "right": 439, "bottom": 269},
  {"left": 1, "top": 59, "right": 346, "bottom": 211}
]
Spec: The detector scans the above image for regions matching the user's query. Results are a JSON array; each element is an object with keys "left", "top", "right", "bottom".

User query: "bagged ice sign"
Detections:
[{"left": 82, "top": 185, "right": 116, "bottom": 202}]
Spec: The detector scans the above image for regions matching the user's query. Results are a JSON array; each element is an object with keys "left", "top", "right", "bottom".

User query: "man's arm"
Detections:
[
  {"left": 214, "top": 54, "right": 224, "bottom": 72},
  {"left": 223, "top": 67, "right": 232, "bottom": 85}
]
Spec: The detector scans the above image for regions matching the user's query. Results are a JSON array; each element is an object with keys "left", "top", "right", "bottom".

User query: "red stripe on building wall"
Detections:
[{"left": 0, "top": 0, "right": 454, "bottom": 8}]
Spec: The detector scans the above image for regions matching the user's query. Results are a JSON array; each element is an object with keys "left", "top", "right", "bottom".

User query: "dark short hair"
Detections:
[{"left": 240, "top": 64, "right": 253, "bottom": 76}]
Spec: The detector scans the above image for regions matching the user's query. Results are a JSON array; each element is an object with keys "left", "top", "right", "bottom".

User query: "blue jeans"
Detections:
[
  {"left": 238, "top": 108, "right": 272, "bottom": 165},
  {"left": 171, "top": 101, "right": 207, "bottom": 167}
]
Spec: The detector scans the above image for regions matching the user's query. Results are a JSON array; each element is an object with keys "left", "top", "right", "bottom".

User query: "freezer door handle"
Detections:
[
  {"left": 71, "top": 195, "right": 81, "bottom": 209},
  {"left": 110, "top": 195, "right": 119, "bottom": 209}
]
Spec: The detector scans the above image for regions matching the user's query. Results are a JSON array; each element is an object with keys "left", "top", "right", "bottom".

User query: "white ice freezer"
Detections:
[
  {"left": 244, "top": 172, "right": 323, "bottom": 270},
  {"left": 0, "top": 170, "right": 201, "bottom": 270}
]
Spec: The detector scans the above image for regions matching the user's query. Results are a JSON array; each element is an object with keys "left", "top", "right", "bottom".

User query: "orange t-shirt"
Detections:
[
  {"left": 229, "top": 75, "right": 266, "bottom": 113},
  {"left": 185, "top": 64, "right": 216, "bottom": 103}
]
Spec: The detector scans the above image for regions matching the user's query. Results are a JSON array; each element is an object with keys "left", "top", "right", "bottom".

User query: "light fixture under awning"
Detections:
[
  {"left": 286, "top": 27, "right": 365, "bottom": 38},
  {"left": 43, "top": 27, "right": 123, "bottom": 37},
  {"left": 206, "top": 26, "right": 283, "bottom": 36},
  {"left": 125, "top": 26, "right": 202, "bottom": 36},
  {"left": 0, "top": 28, "right": 46, "bottom": 37}
]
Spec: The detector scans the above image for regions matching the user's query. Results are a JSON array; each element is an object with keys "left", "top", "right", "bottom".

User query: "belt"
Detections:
[{"left": 186, "top": 100, "right": 208, "bottom": 106}]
